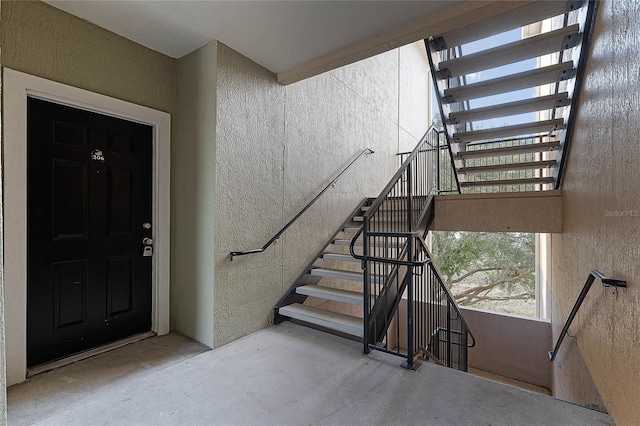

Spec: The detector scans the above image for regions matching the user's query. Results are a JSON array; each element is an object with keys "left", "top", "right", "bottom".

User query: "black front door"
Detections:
[{"left": 27, "top": 97, "right": 153, "bottom": 367}]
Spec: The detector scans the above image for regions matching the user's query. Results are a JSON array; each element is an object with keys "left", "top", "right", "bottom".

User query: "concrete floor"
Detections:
[
  {"left": 8, "top": 323, "right": 614, "bottom": 426},
  {"left": 468, "top": 368, "right": 551, "bottom": 396}
]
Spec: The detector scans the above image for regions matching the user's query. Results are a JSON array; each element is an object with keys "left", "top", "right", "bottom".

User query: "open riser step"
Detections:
[
  {"left": 274, "top": 197, "right": 431, "bottom": 345},
  {"left": 427, "top": 0, "right": 597, "bottom": 193},
  {"left": 278, "top": 304, "right": 363, "bottom": 338},
  {"left": 437, "top": 24, "right": 581, "bottom": 79},
  {"left": 275, "top": 199, "right": 380, "bottom": 340}
]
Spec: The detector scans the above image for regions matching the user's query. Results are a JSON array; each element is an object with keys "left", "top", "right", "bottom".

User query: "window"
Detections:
[{"left": 430, "top": 231, "right": 537, "bottom": 317}]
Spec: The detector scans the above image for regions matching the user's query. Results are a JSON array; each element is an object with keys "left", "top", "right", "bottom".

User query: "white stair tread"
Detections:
[
  {"left": 439, "top": 24, "right": 580, "bottom": 78},
  {"left": 310, "top": 268, "right": 384, "bottom": 284},
  {"left": 455, "top": 141, "right": 561, "bottom": 159},
  {"left": 459, "top": 160, "right": 557, "bottom": 174},
  {"left": 461, "top": 177, "right": 555, "bottom": 187},
  {"left": 444, "top": 62, "right": 575, "bottom": 103},
  {"left": 333, "top": 239, "right": 356, "bottom": 246},
  {"left": 433, "top": 1, "right": 572, "bottom": 50},
  {"left": 448, "top": 93, "right": 570, "bottom": 125},
  {"left": 278, "top": 304, "right": 363, "bottom": 337},
  {"left": 296, "top": 284, "right": 369, "bottom": 305},
  {"left": 453, "top": 119, "right": 566, "bottom": 144},
  {"left": 361, "top": 204, "right": 416, "bottom": 212},
  {"left": 322, "top": 253, "right": 360, "bottom": 263},
  {"left": 311, "top": 268, "right": 363, "bottom": 281},
  {"left": 333, "top": 239, "right": 402, "bottom": 248},
  {"left": 343, "top": 226, "right": 361, "bottom": 234},
  {"left": 353, "top": 215, "right": 406, "bottom": 222}
]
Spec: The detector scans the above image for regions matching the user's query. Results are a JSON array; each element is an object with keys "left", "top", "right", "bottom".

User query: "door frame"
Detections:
[{"left": 3, "top": 68, "right": 171, "bottom": 385}]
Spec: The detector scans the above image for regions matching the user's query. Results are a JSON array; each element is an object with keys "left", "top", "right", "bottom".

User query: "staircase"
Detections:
[
  {"left": 275, "top": 128, "right": 474, "bottom": 371},
  {"left": 271, "top": 0, "right": 602, "bottom": 369},
  {"left": 275, "top": 199, "right": 372, "bottom": 340},
  {"left": 427, "top": 0, "right": 598, "bottom": 193}
]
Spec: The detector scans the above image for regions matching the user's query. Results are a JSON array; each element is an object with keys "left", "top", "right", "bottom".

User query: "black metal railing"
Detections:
[
  {"left": 548, "top": 269, "right": 626, "bottom": 362},
  {"left": 418, "top": 257, "right": 474, "bottom": 370},
  {"left": 229, "top": 148, "right": 374, "bottom": 260},
  {"left": 396, "top": 129, "right": 459, "bottom": 195},
  {"left": 463, "top": 135, "right": 557, "bottom": 193},
  {"left": 350, "top": 127, "right": 474, "bottom": 370}
]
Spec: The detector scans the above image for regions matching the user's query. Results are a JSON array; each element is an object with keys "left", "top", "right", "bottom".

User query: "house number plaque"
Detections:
[{"left": 91, "top": 149, "right": 105, "bottom": 162}]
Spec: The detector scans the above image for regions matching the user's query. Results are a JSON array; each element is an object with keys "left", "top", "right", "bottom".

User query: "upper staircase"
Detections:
[{"left": 426, "top": 0, "right": 598, "bottom": 193}]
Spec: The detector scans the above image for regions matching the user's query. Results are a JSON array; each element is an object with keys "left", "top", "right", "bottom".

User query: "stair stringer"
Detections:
[
  {"left": 554, "top": 0, "right": 600, "bottom": 188},
  {"left": 426, "top": 41, "right": 464, "bottom": 190}
]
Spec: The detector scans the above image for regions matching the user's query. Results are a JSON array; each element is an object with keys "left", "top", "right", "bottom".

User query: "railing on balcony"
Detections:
[{"left": 351, "top": 126, "right": 474, "bottom": 370}]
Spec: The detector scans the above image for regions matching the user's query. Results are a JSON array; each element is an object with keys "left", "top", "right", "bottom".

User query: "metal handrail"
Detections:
[
  {"left": 351, "top": 225, "right": 476, "bottom": 348},
  {"left": 364, "top": 128, "right": 436, "bottom": 218},
  {"left": 548, "top": 269, "right": 626, "bottom": 361},
  {"left": 229, "top": 148, "right": 374, "bottom": 260},
  {"left": 426, "top": 257, "right": 476, "bottom": 348},
  {"left": 353, "top": 129, "right": 474, "bottom": 369},
  {"left": 349, "top": 228, "right": 431, "bottom": 268}
]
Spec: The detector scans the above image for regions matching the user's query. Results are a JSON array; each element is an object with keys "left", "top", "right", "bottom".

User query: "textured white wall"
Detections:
[
  {"left": 550, "top": 0, "right": 640, "bottom": 424},
  {"left": 214, "top": 43, "right": 287, "bottom": 347},
  {"left": 173, "top": 42, "right": 218, "bottom": 347},
  {"left": 1, "top": 1, "right": 176, "bottom": 114},
  {"left": 213, "top": 42, "right": 430, "bottom": 347}
]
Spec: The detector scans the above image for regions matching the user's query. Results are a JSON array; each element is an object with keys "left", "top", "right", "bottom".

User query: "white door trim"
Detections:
[{"left": 3, "top": 68, "right": 171, "bottom": 386}]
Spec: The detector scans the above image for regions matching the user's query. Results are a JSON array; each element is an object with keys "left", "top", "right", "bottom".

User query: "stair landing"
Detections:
[
  {"left": 8, "top": 325, "right": 614, "bottom": 426},
  {"left": 431, "top": 190, "right": 562, "bottom": 233}
]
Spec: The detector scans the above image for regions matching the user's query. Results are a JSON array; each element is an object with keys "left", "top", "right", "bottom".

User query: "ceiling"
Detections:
[{"left": 44, "top": 1, "right": 459, "bottom": 75}]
